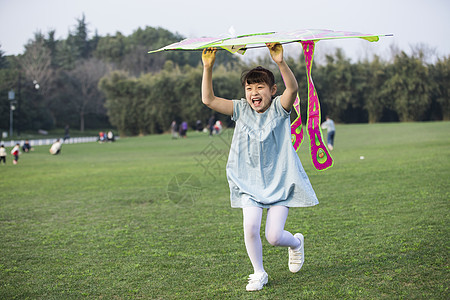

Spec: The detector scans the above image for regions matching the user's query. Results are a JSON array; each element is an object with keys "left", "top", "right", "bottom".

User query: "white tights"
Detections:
[{"left": 243, "top": 206, "right": 301, "bottom": 274}]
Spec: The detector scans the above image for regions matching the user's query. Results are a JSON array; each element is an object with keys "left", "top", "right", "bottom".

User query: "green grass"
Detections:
[{"left": 0, "top": 122, "right": 449, "bottom": 299}]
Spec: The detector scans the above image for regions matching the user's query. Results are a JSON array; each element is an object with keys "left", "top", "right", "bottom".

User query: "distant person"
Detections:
[
  {"left": 98, "top": 132, "right": 106, "bottom": 143},
  {"left": 64, "top": 125, "right": 70, "bottom": 141},
  {"left": 22, "top": 140, "right": 33, "bottom": 153},
  {"left": 171, "top": 121, "right": 179, "bottom": 139},
  {"left": 49, "top": 139, "right": 62, "bottom": 155},
  {"left": 180, "top": 121, "right": 188, "bottom": 138},
  {"left": 0, "top": 144, "right": 6, "bottom": 164},
  {"left": 107, "top": 131, "right": 115, "bottom": 142},
  {"left": 11, "top": 143, "right": 20, "bottom": 164},
  {"left": 208, "top": 114, "right": 216, "bottom": 136},
  {"left": 321, "top": 116, "right": 336, "bottom": 150},
  {"left": 214, "top": 120, "right": 223, "bottom": 134},
  {"left": 196, "top": 119, "right": 203, "bottom": 132}
]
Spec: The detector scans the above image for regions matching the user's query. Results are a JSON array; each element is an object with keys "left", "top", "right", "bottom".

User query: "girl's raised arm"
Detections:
[
  {"left": 267, "top": 43, "right": 298, "bottom": 112},
  {"left": 201, "top": 48, "right": 233, "bottom": 116}
]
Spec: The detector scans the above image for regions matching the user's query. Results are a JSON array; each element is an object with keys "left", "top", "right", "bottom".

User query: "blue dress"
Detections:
[{"left": 226, "top": 96, "right": 319, "bottom": 208}]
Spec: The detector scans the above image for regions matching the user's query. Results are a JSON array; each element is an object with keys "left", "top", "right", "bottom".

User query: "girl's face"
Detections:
[{"left": 245, "top": 82, "right": 277, "bottom": 113}]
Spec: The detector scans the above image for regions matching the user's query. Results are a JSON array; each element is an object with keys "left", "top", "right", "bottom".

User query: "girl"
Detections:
[
  {"left": 201, "top": 44, "right": 318, "bottom": 291},
  {"left": 11, "top": 143, "right": 20, "bottom": 165}
]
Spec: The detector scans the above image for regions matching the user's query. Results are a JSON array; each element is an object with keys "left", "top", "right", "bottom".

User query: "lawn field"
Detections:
[{"left": 0, "top": 122, "right": 449, "bottom": 299}]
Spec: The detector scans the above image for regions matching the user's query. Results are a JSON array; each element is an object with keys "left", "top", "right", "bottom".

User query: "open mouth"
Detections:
[{"left": 252, "top": 98, "right": 262, "bottom": 107}]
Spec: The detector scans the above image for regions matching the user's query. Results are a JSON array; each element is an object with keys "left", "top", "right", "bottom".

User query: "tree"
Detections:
[
  {"left": 72, "top": 14, "right": 91, "bottom": 59},
  {"left": 99, "top": 71, "right": 138, "bottom": 136},
  {"left": 20, "top": 38, "right": 53, "bottom": 96},
  {"left": 66, "top": 58, "right": 109, "bottom": 131},
  {"left": 54, "top": 37, "right": 78, "bottom": 70},
  {"left": 0, "top": 68, "right": 19, "bottom": 130},
  {"left": 429, "top": 56, "right": 450, "bottom": 120},
  {"left": 385, "top": 51, "right": 432, "bottom": 121},
  {"left": 121, "top": 44, "right": 165, "bottom": 76},
  {"left": 315, "top": 49, "right": 359, "bottom": 123},
  {"left": 55, "top": 14, "right": 93, "bottom": 70},
  {"left": 94, "top": 32, "right": 126, "bottom": 64},
  {"left": 20, "top": 37, "right": 55, "bottom": 129},
  {"left": 360, "top": 56, "right": 390, "bottom": 123},
  {"left": 0, "top": 44, "right": 7, "bottom": 69}
]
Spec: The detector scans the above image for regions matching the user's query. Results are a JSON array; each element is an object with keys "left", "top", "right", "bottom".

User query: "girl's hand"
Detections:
[
  {"left": 266, "top": 43, "right": 284, "bottom": 64},
  {"left": 202, "top": 48, "right": 217, "bottom": 68}
]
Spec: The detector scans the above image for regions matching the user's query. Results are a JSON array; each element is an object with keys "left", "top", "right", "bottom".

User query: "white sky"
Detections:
[{"left": 0, "top": 0, "right": 449, "bottom": 61}]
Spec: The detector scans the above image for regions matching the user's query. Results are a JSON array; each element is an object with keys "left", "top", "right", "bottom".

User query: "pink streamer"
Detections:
[
  {"left": 290, "top": 96, "right": 304, "bottom": 151},
  {"left": 294, "top": 41, "right": 333, "bottom": 171}
]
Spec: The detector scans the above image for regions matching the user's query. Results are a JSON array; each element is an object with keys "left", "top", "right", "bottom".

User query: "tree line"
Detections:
[{"left": 0, "top": 15, "right": 448, "bottom": 136}]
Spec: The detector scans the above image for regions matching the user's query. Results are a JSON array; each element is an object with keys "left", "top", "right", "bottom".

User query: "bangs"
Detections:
[{"left": 241, "top": 66, "right": 275, "bottom": 87}]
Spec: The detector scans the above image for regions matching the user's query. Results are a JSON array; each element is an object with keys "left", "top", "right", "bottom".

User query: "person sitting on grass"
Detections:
[
  {"left": 49, "top": 139, "right": 62, "bottom": 155},
  {"left": 22, "top": 140, "right": 34, "bottom": 153}
]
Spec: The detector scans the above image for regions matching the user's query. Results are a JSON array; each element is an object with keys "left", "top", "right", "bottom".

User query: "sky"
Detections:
[{"left": 0, "top": 0, "right": 449, "bottom": 62}]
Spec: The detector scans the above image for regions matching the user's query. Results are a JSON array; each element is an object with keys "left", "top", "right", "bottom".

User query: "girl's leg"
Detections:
[
  {"left": 242, "top": 206, "right": 265, "bottom": 273},
  {"left": 265, "top": 206, "right": 301, "bottom": 249}
]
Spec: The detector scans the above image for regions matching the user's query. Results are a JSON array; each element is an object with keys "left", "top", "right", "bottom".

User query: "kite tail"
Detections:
[
  {"left": 301, "top": 41, "right": 333, "bottom": 171},
  {"left": 291, "top": 94, "right": 304, "bottom": 151}
]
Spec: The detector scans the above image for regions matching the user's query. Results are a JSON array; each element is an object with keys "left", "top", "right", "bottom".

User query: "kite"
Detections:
[{"left": 149, "top": 29, "right": 392, "bottom": 170}]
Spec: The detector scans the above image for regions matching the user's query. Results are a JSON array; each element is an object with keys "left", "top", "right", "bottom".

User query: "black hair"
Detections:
[{"left": 241, "top": 66, "right": 275, "bottom": 88}]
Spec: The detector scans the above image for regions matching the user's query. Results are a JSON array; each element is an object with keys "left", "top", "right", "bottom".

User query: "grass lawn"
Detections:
[{"left": 0, "top": 122, "right": 449, "bottom": 299}]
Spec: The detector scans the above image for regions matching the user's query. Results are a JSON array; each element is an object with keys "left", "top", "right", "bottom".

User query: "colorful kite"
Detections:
[{"left": 149, "top": 29, "right": 392, "bottom": 170}]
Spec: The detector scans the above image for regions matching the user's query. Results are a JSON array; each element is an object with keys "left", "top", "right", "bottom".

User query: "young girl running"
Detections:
[
  {"left": 11, "top": 143, "right": 20, "bottom": 165},
  {"left": 201, "top": 43, "right": 318, "bottom": 291}
]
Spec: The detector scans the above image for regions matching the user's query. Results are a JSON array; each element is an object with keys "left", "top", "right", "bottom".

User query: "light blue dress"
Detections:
[{"left": 226, "top": 96, "right": 319, "bottom": 208}]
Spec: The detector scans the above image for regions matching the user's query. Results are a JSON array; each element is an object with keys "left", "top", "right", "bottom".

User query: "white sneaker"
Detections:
[
  {"left": 246, "top": 272, "right": 268, "bottom": 291},
  {"left": 289, "top": 233, "right": 304, "bottom": 273}
]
